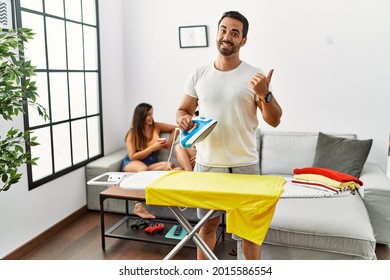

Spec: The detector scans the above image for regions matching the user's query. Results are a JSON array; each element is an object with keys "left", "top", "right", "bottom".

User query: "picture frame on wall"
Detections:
[
  {"left": 179, "top": 25, "right": 208, "bottom": 48},
  {"left": 0, "top": 0, "right": 14, "bottom": 30}
]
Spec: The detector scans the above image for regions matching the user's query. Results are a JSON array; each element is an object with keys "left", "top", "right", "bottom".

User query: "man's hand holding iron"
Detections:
[{"left": 177, "top": 114, "right": 195, "bottom": 132}]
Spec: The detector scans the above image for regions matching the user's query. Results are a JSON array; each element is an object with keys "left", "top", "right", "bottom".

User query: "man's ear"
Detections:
[{"left": 241, "top": 37, "right": 247, "bottom": 47}]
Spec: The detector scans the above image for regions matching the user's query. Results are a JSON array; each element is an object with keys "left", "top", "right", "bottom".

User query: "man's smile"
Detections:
[{"left": 221, "top": 40, "right": 233, "bottom": 47}]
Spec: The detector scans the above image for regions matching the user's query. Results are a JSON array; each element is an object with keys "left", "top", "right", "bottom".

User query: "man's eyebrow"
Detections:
[
  {"left": 219, "top": 25, "right": 241, "bottom": 34},
  {"left": 231, "top": 28, "right": 241, "bottom": 34}
]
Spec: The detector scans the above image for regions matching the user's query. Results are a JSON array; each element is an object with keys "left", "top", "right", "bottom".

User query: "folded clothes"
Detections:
[
  {"left": 291, "top": 179, "right": 341, "bottom": 193},
  {"left": 281, "top": 178, "right": 351, "bottom": 198},
  {"left": 293, "top": 167, "right": 363, "bottom": 185},
  {"left": 294, "top": 173, "right": 361, "bottom": 190}
]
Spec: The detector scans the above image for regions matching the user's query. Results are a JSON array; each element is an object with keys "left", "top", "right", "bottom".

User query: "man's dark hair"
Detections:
[{"left": 218, "top": 11, "right": 249, "bottom": 38}]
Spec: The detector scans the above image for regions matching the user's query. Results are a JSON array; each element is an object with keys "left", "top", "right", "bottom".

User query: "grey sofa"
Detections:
[{"left": 85, "top": 130, "right": 390, "bottom": 259}]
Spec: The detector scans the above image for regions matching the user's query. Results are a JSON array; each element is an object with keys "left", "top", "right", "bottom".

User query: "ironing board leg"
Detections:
[{"left": 164, "top": 207, "right": 218, "bottom": 260}]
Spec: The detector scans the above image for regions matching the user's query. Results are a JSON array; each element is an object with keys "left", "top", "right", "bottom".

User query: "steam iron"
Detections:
[{"left": 180, "top": 117, "right": 217, "bottom": 148}]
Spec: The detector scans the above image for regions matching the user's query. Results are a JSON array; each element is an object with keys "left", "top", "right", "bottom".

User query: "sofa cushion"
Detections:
[
  {"left": 261, "top": 131, "right": 320, "bottom": 175},
  {"left": 264, "top": 193, "right": 376, "bottom": 259},
  {"left": 313, "top": 132, "right": 373, "bottom": 178},
  {"left": 260, "top": 131, "right": 358, "bottom": 176}
]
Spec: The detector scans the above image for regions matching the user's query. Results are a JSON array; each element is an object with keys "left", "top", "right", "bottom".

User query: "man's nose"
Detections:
[
  {"left": 223, "top": 32, "right": 234, "bottom": 42},
  {"left": 223, "top": 33, "right": 231, "bottom": 40}
]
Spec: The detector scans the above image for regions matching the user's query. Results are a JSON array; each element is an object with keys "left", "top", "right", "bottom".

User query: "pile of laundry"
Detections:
[{"left": 292, "top": 167, "right": 363, "bottom": 194}]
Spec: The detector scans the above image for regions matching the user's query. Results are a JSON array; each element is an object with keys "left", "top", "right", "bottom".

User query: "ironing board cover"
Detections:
[{"left": 145, "top": 170, "right": 285, "bottom": 245}]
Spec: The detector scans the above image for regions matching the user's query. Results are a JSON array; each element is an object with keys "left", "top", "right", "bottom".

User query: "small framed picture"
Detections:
[
  {"left": 179, "top": 25, "right": 208, "bottom": 48},
  {"left": 0, "top": 0, "right": 14, "bottom": 30}
]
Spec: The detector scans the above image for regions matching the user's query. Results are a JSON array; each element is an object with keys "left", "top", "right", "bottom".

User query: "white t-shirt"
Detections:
[{"left": 184, "top": 61, "right": 262, "bottom": 167}]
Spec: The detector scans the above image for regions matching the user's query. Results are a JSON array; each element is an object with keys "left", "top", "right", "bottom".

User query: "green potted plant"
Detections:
[{"left": 0, "top": 28, "right": 48, "bottom": 192}]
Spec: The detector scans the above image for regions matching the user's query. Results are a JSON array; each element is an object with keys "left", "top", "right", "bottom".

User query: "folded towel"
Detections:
[{"left": 293, "top": 167, "right": 363, "bottom": 186}]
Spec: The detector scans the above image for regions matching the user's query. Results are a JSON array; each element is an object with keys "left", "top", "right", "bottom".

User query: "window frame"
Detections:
[{"left": 14, "top": 0, "right": 104, "bottom": 190}]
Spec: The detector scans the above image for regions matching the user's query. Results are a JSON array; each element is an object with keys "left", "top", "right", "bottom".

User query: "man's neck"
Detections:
[{"left": 214, "top": 54, "right": 241, "bottom": 71}]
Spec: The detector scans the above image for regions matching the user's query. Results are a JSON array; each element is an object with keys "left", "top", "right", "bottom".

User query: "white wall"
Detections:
[
  {"left": 123, "top": 0, "right": 390, "bottom": 170},
  {"left": 0, "top": 116, "right": 87, "bottom": 258},
  {"left": 0, "top": 0, "right": 126, "bottom": 258},
  {"left": 1, "top": 0, "right": 389, "bottom": 258},
  {"left": 99, "top": 1, "right": 127, "bottom": 153}
]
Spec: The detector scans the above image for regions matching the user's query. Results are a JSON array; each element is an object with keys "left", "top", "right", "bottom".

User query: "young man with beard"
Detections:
[{"left": 176, "top": 11, "right": 282, "bottom": 260}]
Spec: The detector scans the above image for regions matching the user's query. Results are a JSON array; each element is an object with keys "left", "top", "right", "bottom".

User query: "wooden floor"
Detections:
[
  {"left": 20, "top": 211, "right": 236, "bottom": 260},
  {"left": 19, "top": 210, "right": 390, "bottom": 260}
]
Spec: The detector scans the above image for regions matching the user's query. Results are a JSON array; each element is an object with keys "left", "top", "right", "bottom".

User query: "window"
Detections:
[{"left": 15, "top": 0, "right": 103, "bottom": 189}]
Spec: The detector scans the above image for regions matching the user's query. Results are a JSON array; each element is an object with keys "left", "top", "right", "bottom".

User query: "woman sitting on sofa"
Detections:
[{"left": 121, "top": 102, "right": 177, "bottom": 219}]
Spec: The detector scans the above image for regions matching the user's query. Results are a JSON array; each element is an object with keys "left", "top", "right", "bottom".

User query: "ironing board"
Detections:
[{"left": 119, "top": 170, "right": 285, "bottom": 259}]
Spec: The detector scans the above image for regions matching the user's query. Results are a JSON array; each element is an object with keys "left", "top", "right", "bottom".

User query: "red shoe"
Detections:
[{"left": 144, "top": 223, "right": 164, "bottom": 233}]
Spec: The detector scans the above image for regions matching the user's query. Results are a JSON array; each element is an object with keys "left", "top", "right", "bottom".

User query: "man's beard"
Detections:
[{"left": 218, "top": 40, "right": 241, "bottom": 56}]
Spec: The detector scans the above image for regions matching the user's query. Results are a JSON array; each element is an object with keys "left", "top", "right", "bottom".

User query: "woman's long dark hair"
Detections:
[{"left": 125, "top": 103, "right": 155, "bottom": 151}]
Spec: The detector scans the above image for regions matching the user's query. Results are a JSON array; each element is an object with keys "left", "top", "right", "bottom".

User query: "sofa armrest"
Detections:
[
  {"left": 85, "top": 139, "right": 179, "bottom": 211},
  {"left": 84, "top": 145, "right": 198, "bottom": 221},
  {"left": 359, "top": 162, "right": 390, "bottom": 244},
  {"left": 85, "top": 148, "right": 127, "bottom": 210},
  {"left": 85, "top": 148, "right": 127, "bottom": 182}
]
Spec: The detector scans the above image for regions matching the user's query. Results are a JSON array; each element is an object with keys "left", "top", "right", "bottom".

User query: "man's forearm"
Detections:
[{"left": 260, "top": 98, "right": 282, "bottom": 127}]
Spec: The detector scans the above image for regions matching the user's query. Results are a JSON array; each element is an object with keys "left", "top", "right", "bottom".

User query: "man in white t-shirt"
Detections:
[{"left": 176, "top": 11, "right": 282, "bottom": 260}]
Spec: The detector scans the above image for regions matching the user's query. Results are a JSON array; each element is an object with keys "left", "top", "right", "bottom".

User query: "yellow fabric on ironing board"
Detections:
[{"left": 145, "top": 170, "right": 285, "bottom": 245}]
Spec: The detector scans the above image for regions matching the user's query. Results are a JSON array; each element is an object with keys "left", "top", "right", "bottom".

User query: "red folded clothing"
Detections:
[{"left": 293, "top": 167, "right": 363, "bottom": 186}]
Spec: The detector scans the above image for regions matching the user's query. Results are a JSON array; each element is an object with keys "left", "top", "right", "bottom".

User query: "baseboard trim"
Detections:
[{"left": 2, "top": 206, "right": 89, "bottom": 260}]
